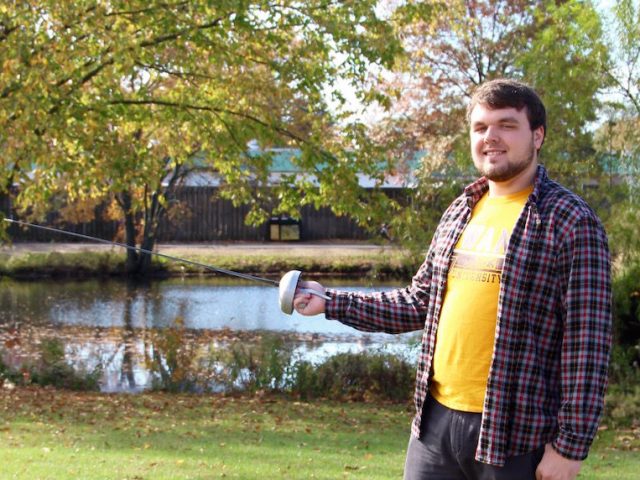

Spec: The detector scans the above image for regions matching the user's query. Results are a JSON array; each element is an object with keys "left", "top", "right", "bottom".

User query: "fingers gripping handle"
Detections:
[
  {"left": 278, "top": 270, "right": 329, "bottom": 315},
  {"left": 298, "top": 288, "right": 331, "bottom": 300}
]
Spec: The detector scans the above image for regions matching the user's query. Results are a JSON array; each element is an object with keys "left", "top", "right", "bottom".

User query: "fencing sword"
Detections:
[{"left": 2, "top": 218, "right": 329, "bottom": 314}]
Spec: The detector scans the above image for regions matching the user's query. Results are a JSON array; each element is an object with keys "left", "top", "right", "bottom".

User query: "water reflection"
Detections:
[
  {"left": 0, "top": 278, "right": 420, "bottom": 392},
  {"left": 1, "top": 277, "right": 400, "bottom": 333}
]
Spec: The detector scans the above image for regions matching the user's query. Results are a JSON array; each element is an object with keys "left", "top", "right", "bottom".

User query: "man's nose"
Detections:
[{"left": 483, "top": 126, "right": 500, "bottom": 143}]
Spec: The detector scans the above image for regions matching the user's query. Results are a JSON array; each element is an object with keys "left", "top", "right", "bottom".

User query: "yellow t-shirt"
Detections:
[{"left": 429, "top": 186, "right": 532, "bottom": 412}]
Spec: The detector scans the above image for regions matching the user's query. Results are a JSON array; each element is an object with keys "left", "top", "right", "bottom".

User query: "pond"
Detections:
[{"left": 0, "top": 277, "right": 421, "bottom": 393}]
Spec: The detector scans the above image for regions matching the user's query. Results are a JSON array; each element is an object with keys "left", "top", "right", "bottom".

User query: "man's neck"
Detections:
[{"left": 488, "top": 161, "right": 538, "bottom": 197}]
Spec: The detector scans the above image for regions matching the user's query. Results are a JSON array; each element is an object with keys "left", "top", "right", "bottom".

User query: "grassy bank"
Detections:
[
  {"left": 1, "top": 388, "right": 638, "bottom": 480},
  {"left": 0, "top": 244, "right": 416, "bottom": 280},
  {"left": 2, "top": 388, "right": 410, "bottom": 479}
]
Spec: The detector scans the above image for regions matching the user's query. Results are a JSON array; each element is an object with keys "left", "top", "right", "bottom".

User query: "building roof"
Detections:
[{"left": 178, "top": 147, "right": 425, "bottom": 188}]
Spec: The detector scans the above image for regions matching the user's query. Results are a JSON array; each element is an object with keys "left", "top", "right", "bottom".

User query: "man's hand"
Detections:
[
  {"left": 293, "top": 280, "right": 326, "bottom": 316},
  {"left": 535, "top": 443, "right": 582, "bottom": 480}
]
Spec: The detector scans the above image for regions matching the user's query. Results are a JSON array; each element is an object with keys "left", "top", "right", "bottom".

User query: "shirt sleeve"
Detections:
[
  {"left": 324, "top": 250, "right": 434, "bottom": 334},
  {"left": 553, "top": 214, "right": 612, "bottom": 460}
]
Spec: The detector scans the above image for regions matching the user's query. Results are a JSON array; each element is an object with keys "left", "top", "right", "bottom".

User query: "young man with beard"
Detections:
[{"left": 293, "top": 79, "right": 612, "bottom": 480}]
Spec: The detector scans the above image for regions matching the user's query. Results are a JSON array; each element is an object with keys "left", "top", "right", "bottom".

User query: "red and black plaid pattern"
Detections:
[{"left": 325, "top": 165, "right": 612, "bottom": 466}]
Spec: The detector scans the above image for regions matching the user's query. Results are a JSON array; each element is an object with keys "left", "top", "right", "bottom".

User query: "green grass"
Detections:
[
  {"left": 0, "top": 247, "right": 415, "bottom": 280},
  {"left": 1, "top": 388, "right": 638, "bottom": 479},
  {"left": 0, "top": 251, "right": 127, "bottom": 277},
  {"left": 1, "top": 388, "right": 410, "bottom": 479},
  {"left": 580, "top": 428, "right": 640, "bottom": 480}
]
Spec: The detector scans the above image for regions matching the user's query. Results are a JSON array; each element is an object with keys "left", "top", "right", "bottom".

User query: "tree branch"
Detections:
[
  {"left": 138, "top": 17, "right": 225, "bottom": 48},
  {"left": 53, "top": 13, "right": 227, "bottom": 94},
  {"left": 105, "top": 1, "right": 190, "bottom": 17},
  {"left": 107, "top": 98, "right": 310, "bottom": 145},
  {"left": 0, "top": 22, "right": 19, "bottom": 42},
  {"left": 605, "top": 67, "right": 640, "bottom": 116}
]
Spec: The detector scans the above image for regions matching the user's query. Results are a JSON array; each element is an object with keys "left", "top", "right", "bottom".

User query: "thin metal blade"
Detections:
[{"left": 3, "top": 218, "right": 280, "bottom": 286}]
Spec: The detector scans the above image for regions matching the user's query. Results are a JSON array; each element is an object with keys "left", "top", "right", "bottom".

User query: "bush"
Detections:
[
  {"left": 208, "top": 338, "right": 415, "bottom": 402},
  {"left": 610, "top": 258, "right": 640, "bottom": 391},
  {"left": 30, "top": 338, "right": 102, "bottom": 390},
  {"left": 145, "top": 318, "right": 204, "bottom": 393},
  {"left": 1, "top": 339, "right": 101, "bottom": 391},
  {"left": 212, "top": 333, "right": 295, "bottom": 393},
  {"left": 603, "top": 384, "right": 640, "bottom": 428},
  {"left": 609, "top": 344, "right": 640, "bottom": 391},
  {"left": 4, "top": 326, "right": 416, "bottom": 401},
  {"left": 0, "top": 354, "right": 22, "bottom": 386},
  {"left": 612, "top": 258, "right": 640, "bottom": 347},
  {"left": 289, "top": 351, "right": 415, "bottom": 402}
]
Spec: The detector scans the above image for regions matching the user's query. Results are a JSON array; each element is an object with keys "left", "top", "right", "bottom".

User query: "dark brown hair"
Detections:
[{"left": 468, "top": 79, "right": 546, "bottom": 142}]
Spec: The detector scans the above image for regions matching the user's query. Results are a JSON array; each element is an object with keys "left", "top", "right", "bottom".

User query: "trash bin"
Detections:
[
  {"left": 269, "top": 217, "right": 281, "bottom": 241},
  {"left": 269, "top": 216, "right": 301, "bottom": 241}
]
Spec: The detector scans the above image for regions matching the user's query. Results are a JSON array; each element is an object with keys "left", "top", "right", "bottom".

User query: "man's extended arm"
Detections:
[{"left": 324, "top": 252, "right": 434, "bottom": 334}]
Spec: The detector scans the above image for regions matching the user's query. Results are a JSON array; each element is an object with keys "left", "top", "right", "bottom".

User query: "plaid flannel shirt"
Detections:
[{"left": 325, "top": 165, "right": 612, "bottom": 466}]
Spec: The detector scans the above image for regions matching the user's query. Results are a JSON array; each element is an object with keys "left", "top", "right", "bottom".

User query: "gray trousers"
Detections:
[{"left": 404, "top": 395, "right": 544, "bottom": 480}]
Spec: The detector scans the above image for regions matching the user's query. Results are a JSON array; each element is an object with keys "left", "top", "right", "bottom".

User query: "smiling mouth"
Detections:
[{"left": 483, "top": 150, "right": 506, "bottom": 157}]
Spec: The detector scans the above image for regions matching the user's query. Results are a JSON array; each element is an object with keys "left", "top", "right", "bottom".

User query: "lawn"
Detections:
[
  {"left": 1, "top": 388, "right": 410, "bottom": 479},
  {"left": 1, "top": 388, "right": 638, "bottom": 479}
]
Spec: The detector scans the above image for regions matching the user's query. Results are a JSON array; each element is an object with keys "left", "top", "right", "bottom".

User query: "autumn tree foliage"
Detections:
[
  {"left": 0, "top": 1, "right": 400, "bottom": 272},
  {"left": 594, "top": 0, "right": 640, "bottom": 261},
  {"left": 370, "top": 0, "right": 608, "bottom": 251}
]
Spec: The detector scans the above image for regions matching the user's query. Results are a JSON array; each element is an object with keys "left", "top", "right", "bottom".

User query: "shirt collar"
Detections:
[{"left": 463, "top": 164, "right": 548, "bottom": 208}]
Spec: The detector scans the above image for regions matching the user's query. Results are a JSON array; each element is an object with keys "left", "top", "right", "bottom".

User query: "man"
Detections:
[{"left": 293, "top": 79, "right": 612, "bottom": 480}]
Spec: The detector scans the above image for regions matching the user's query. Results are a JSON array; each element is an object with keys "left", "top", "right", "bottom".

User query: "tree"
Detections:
[
  {"left": 595, "top": 0, "right": 640, "bottom": 261},
  {"left": 370, "top": 0, "right": 608, "bottom": 253},
  {"left": 603, "top": 0, "right": 640, "bottom": 117},
  {"left": 0, "top": 1, "right": 401, "bottom": 272},
  {"left": 519, "top": 0, "right": 609, "bottom": 181}
]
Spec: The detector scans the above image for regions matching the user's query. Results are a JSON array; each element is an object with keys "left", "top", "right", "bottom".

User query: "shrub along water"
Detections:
[
  {"left": 0, "top": 338, "right": 101, "bottom": 391},
  {"left": 3, "top": 316, "right": 639, "bottom": 433},
  {"left": 146, "top": 326, "right": 417, "bottom": 402},
  {"left": 159, "top": 344, "right": 416, "bottom": 402},
  {"left": 1, "top": 327, "right": 416, "bottom": 402},
  {"left": 289, "top": 353, "right": 415, "bottom": 402},
  {"left": 211, "top": 334, "right": 297, "bottom": 393}
]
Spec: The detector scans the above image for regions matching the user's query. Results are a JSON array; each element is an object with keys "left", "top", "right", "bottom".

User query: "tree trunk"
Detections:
[
  {"left": 118, "top": 191, "right": 140, "bottom": 274},
  {"left": 116, "top": 160, "right": 184, "bottom": 276},
  {"left": 138, "top": 190, "right": 163, "bottom": 274},
  {"left": 116, "top": 191, "right": 167, "bottom": 275}
]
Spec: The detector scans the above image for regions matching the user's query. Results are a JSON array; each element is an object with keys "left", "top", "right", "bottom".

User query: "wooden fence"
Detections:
[{"left": 1, "top": 187, "right": 408, "bottom": 242}]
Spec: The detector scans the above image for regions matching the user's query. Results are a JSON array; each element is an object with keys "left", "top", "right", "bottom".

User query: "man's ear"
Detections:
[{"left": 534, "top": 126, "right": 545, "bottom": 150}]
